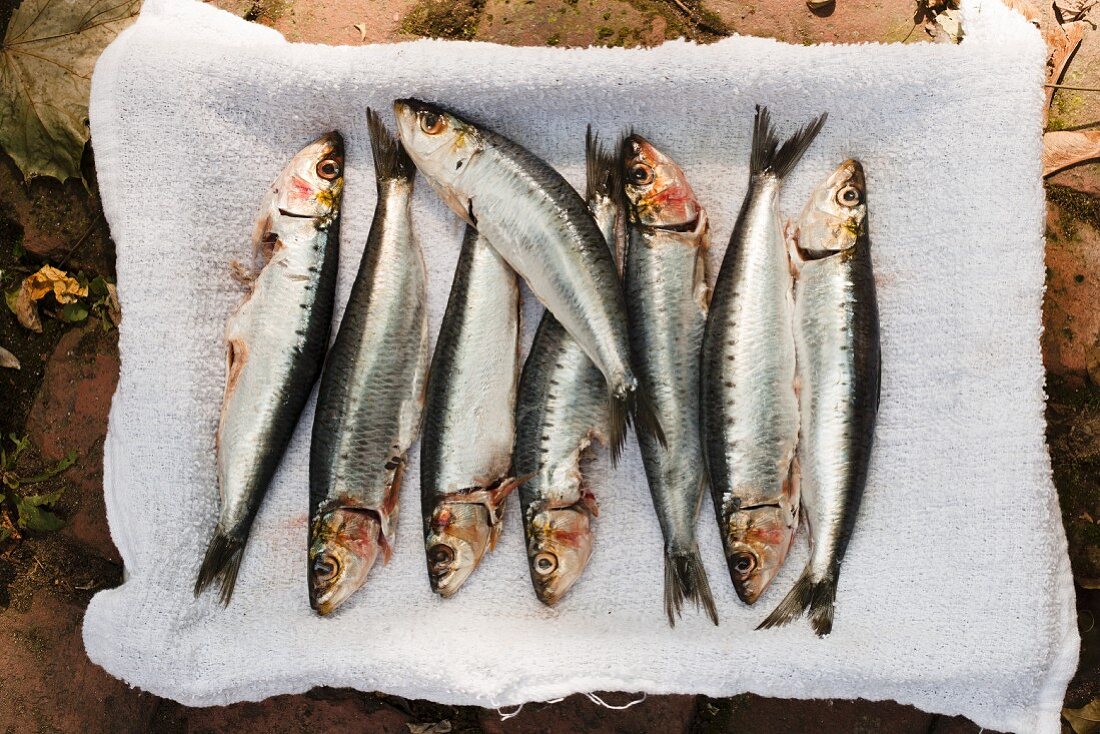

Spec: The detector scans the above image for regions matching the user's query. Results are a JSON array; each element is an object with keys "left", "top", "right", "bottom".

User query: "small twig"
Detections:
[
  {"left": 1045, "top": 83, "right": 1100, "bottom": 92},
  {"left": 58, "top": 212, "right": 104, "bottom": 267}
]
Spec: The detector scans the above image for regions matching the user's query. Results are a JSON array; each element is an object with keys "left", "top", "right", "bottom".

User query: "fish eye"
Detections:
[
  {"left": 420, "top": 112, "right": 447, "bottom": 135},
  {"left": 316, "top": 158, "right": 341, "bottom": 180},
  {"left": 837, "top": 185, "right": 861, "bottom": 207},
  {"left": 312, "top": 554, "right": 340, "bottom": 582},
  {"left": 428, "top": 544, "right": 455, "bottom": 568},
  {"left": 731, "top": 553, "right": 756, "bottom": 576},
  {"left": 534, "top": 552, "right": 558, "bottom": 576},
  {"left": 628, "top": 163, "right": 654, "bottom": 186}
]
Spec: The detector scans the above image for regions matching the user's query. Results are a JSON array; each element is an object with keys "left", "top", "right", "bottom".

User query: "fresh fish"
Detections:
[
  {"left": 701, "top": 106, "right": 826, "bottom": 604},
  {"left": 758, "top": 159, "right": 879, "bottom": 637},
  {"left": 420, "top": 224, "right": 522, "bottom": 598},
  {"left": 622, "top": 134, "right": 717, "bottom": 626},
  {"left": 392, "top": 100, "right": 662, "bottom": 458},
  {"left": 195, "top": 131, "right": 344, "bottom": 605},
  {"left": 307, "top": 110, "right": 429, "bottom": 615},
  {"left": 513, "top": 131, "right": 621, "bottom": 606}
]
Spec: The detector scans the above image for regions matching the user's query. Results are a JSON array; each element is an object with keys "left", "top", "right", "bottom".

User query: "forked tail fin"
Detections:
[
  {"left": 366, "top": 108, "right": 415, "bottom": 185},
  {"left": 194, "top": 529, "right": 246, "bottom": 606},
  {"left": 749, "top": 105, "right": 828, "bottom": 180},
  {"left": 665, "top": 547, "right": 719, "bottom": 627},
  {"left": 607, "top": 380, "right": 666, "bottom": 465},
  {"left": 756, "top": 564, "right": 838, "bottom": 637}
]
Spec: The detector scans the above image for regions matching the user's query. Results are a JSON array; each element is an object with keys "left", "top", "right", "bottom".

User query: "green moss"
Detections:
[
  {"left": 547, "top": 32, "right": 560, "bottom": 45},
  {"left": 1047, "top": 184, "right": 1100, "bottom": 239},
  {"left": 400, "top": 0, "right": 486, "bottom": 39},
  {"left": 596, "top": 25, "right": 614, "bottom": 38}
]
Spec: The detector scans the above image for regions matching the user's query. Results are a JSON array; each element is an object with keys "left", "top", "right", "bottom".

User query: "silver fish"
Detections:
[
  {"left": 195, "top": 131, "right": 345, "bottom": 605},
  {"left": 758, "top": 159, "right": 879, "bottom": 637},
  {"left": 701, "top": 106, "right": 826, "bottom": 604},
  {"left": 392, "top": 100, "right": 662, "bottom": 457},
  {"left": 307, "top": 110, "right": 429, "bottom": 615},
  {"left": 513, "top": 131, "right": 621, "bottom": 606},
  {"left": 622, "top": 134, "right": 717, "bottom": 626},
  {"left": 420, "top": 225, "right": 522, "bottom": 598}
]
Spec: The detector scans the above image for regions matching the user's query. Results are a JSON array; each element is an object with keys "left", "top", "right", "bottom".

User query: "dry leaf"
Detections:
[
  {"left": 0, "top": 0, "right": 140, "bottom": 182},
  {"left": 1055, "top": 0, "right": 1097, "bottom": 23},
  {"left": 1065, "top": 700, "right": 1100, "bottom": 734},
  {"left": 0, "top": 346, "right": 18, "bottom": 370},
  {"left": 1002, "top": 0, "right": 1041, "bottom": 25},
  {"left": 23, "top": 265, "right": 87, "bottom": 304},
  {"left": 1044, "top": 130, "right": 1100, "bottom": 176},
  {"left": 935, "top": 8, "right": 964, "bottom": 42},
  {"left": 7, "top": 265, "right": 87, "bottom": 332},
  {"left": 105, "top": 282, "right": 120, "bottom": 325},
  {"left": 1043, "top": 22, "right": 1085, "bottom": 123},
  {"left": 12, "top": 282, "right": 42, "bottom": 332},
  {"left": 406, "top": 723, "right": 452, "bottom": 734},
  {"left": 354, "top": 22, "right": 367, "bottom": 41}
]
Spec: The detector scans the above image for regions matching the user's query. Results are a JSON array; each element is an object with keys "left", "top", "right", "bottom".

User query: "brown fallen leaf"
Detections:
[
  {"left": 1044, "top": 130, "right": 1100, "bottom": 176},
  {"left": 406, "top": 723, "right": 452, "bottom": 734},
  {"left": 0, "top": 346, "right": 18, "bottom": 370},
  {"left": 105, "top": 282, "right": 121, "bottom": 326},
  {"left": 0, "top": 0, "right": 140, "bottom": 183},
  {"left": 1064, "top": 699, "right": 1100, "bottom": 734},
  {"left": 1044, "top": 22, "right": 1085, "bottom": 119},
  {"left": 23, "top": 264, "right": 88, "bottom": 304},
  {"left": 11, "top": 282, "right": 42, "bottom": 332},
  {"left": 1002, "top": 0, "right": 1041, "bottom": 25},
  {"left": 1055, "top": 0, "right": 1097, "bottom": 23}
]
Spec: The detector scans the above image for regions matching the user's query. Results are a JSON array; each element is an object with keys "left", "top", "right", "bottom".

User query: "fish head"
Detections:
[
  {"left": 308, "top": 508, "right": 382, "bottom": 615},
  {"left": 525, "top": 506, "right": 594, "bottom": 605},
  {"left": 268, "top": 131, "right": 345, "bottom": 220},
  {"left": 621, "top": 134, "right": 700, "bottom": 229},
  {"left": 795, "top": 159, "right": 866, "bottom": 257},
  {"left": 723, "top": 506, "right": 796, "bottom": 604},
  {"left": 392, "top": 99, "right": 482, "bottom": 222},
  {"left": 424, "top": 502, "right": 493, "bottom": 598}
]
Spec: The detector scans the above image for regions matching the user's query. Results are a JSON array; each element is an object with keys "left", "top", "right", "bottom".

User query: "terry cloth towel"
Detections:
[{"left": 84, "top": 1, "right": 1078, "bottom": 731}]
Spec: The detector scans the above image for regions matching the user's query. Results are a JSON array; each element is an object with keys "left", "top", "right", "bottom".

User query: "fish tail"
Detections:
[
  {"left": 366, "top": 108, "right": 416, "bottom": 184},
  {"left": 664, "top": 547, "right": 719, "bottom": 627},
  {"left": 756, "top": 565, "right": 837, "bottom": 637},
  {"left": 585, "top": 125, "right": 622, "bottom": 204},
  {"left": 607, "top": 380, "right": 666, "bottom": 465},
  {"left": 194, "top": 529, "right": 246, "bottom": 606},
  {"left": 749, "top": 105, "right": 828, "bottom": 180}
]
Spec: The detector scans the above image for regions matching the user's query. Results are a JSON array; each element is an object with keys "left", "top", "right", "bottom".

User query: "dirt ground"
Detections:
[{"left": 1, "top": 0, "right": 1098, "bottom": 732}]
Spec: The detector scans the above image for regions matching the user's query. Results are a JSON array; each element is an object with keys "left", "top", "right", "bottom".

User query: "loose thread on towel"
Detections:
[
  {"left": 584, "top": 692, "right": 647, "bottom": 710},
  {"left": 496, "top": 698, "right": 566, "bottom": 721}
]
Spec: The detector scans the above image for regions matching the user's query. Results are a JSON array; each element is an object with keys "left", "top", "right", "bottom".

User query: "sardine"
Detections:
[
  {"left": 513, "top": 131, "right": 621, "bottom": 606},
  {"left": 758, "top": 159, "right": 879, "bottom": 637},
  {"left": 392, "top": 100, "right": 662, "bottom": 458},
  {"left": 420, "top": 225, "right": 522, "bottom": 598},
  {"left": 307, "top": 111, "right": 429, "bottom": 615},
  {"left": 622, "top": 134, "right": 717, "bottom": 626},
  {"left": 195, "top": 131, "right": 344, "bottom": 605},
  {"left": 701, "top": 106, "right": 826, "bottom": 604}
]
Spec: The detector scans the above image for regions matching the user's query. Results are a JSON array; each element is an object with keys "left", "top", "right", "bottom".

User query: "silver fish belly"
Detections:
[
  {"left": 392, "top": 100, "right": 660, "bottom": 455},
  {"left": 197, "top": 132, "right": 343, "bottom": 606},
  {"left": 701, "top": 107, "right": 825, "bottom": 604},
  {"left": 626, "top": 217, "right": 716, "bottom": 625},
  {"left": 759, "top": 157, "right": 879, "bottom": 636},
  {"left": 420, "top": 225, "right": 521, "bottom": 596},
  {"left": 308, "top": 113, "right": 428, "bottom": 614}
]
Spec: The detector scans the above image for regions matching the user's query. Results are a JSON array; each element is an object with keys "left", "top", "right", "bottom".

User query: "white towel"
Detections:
[{"left": 84, "top": 2, "right": 1078, "bottom": 732}]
